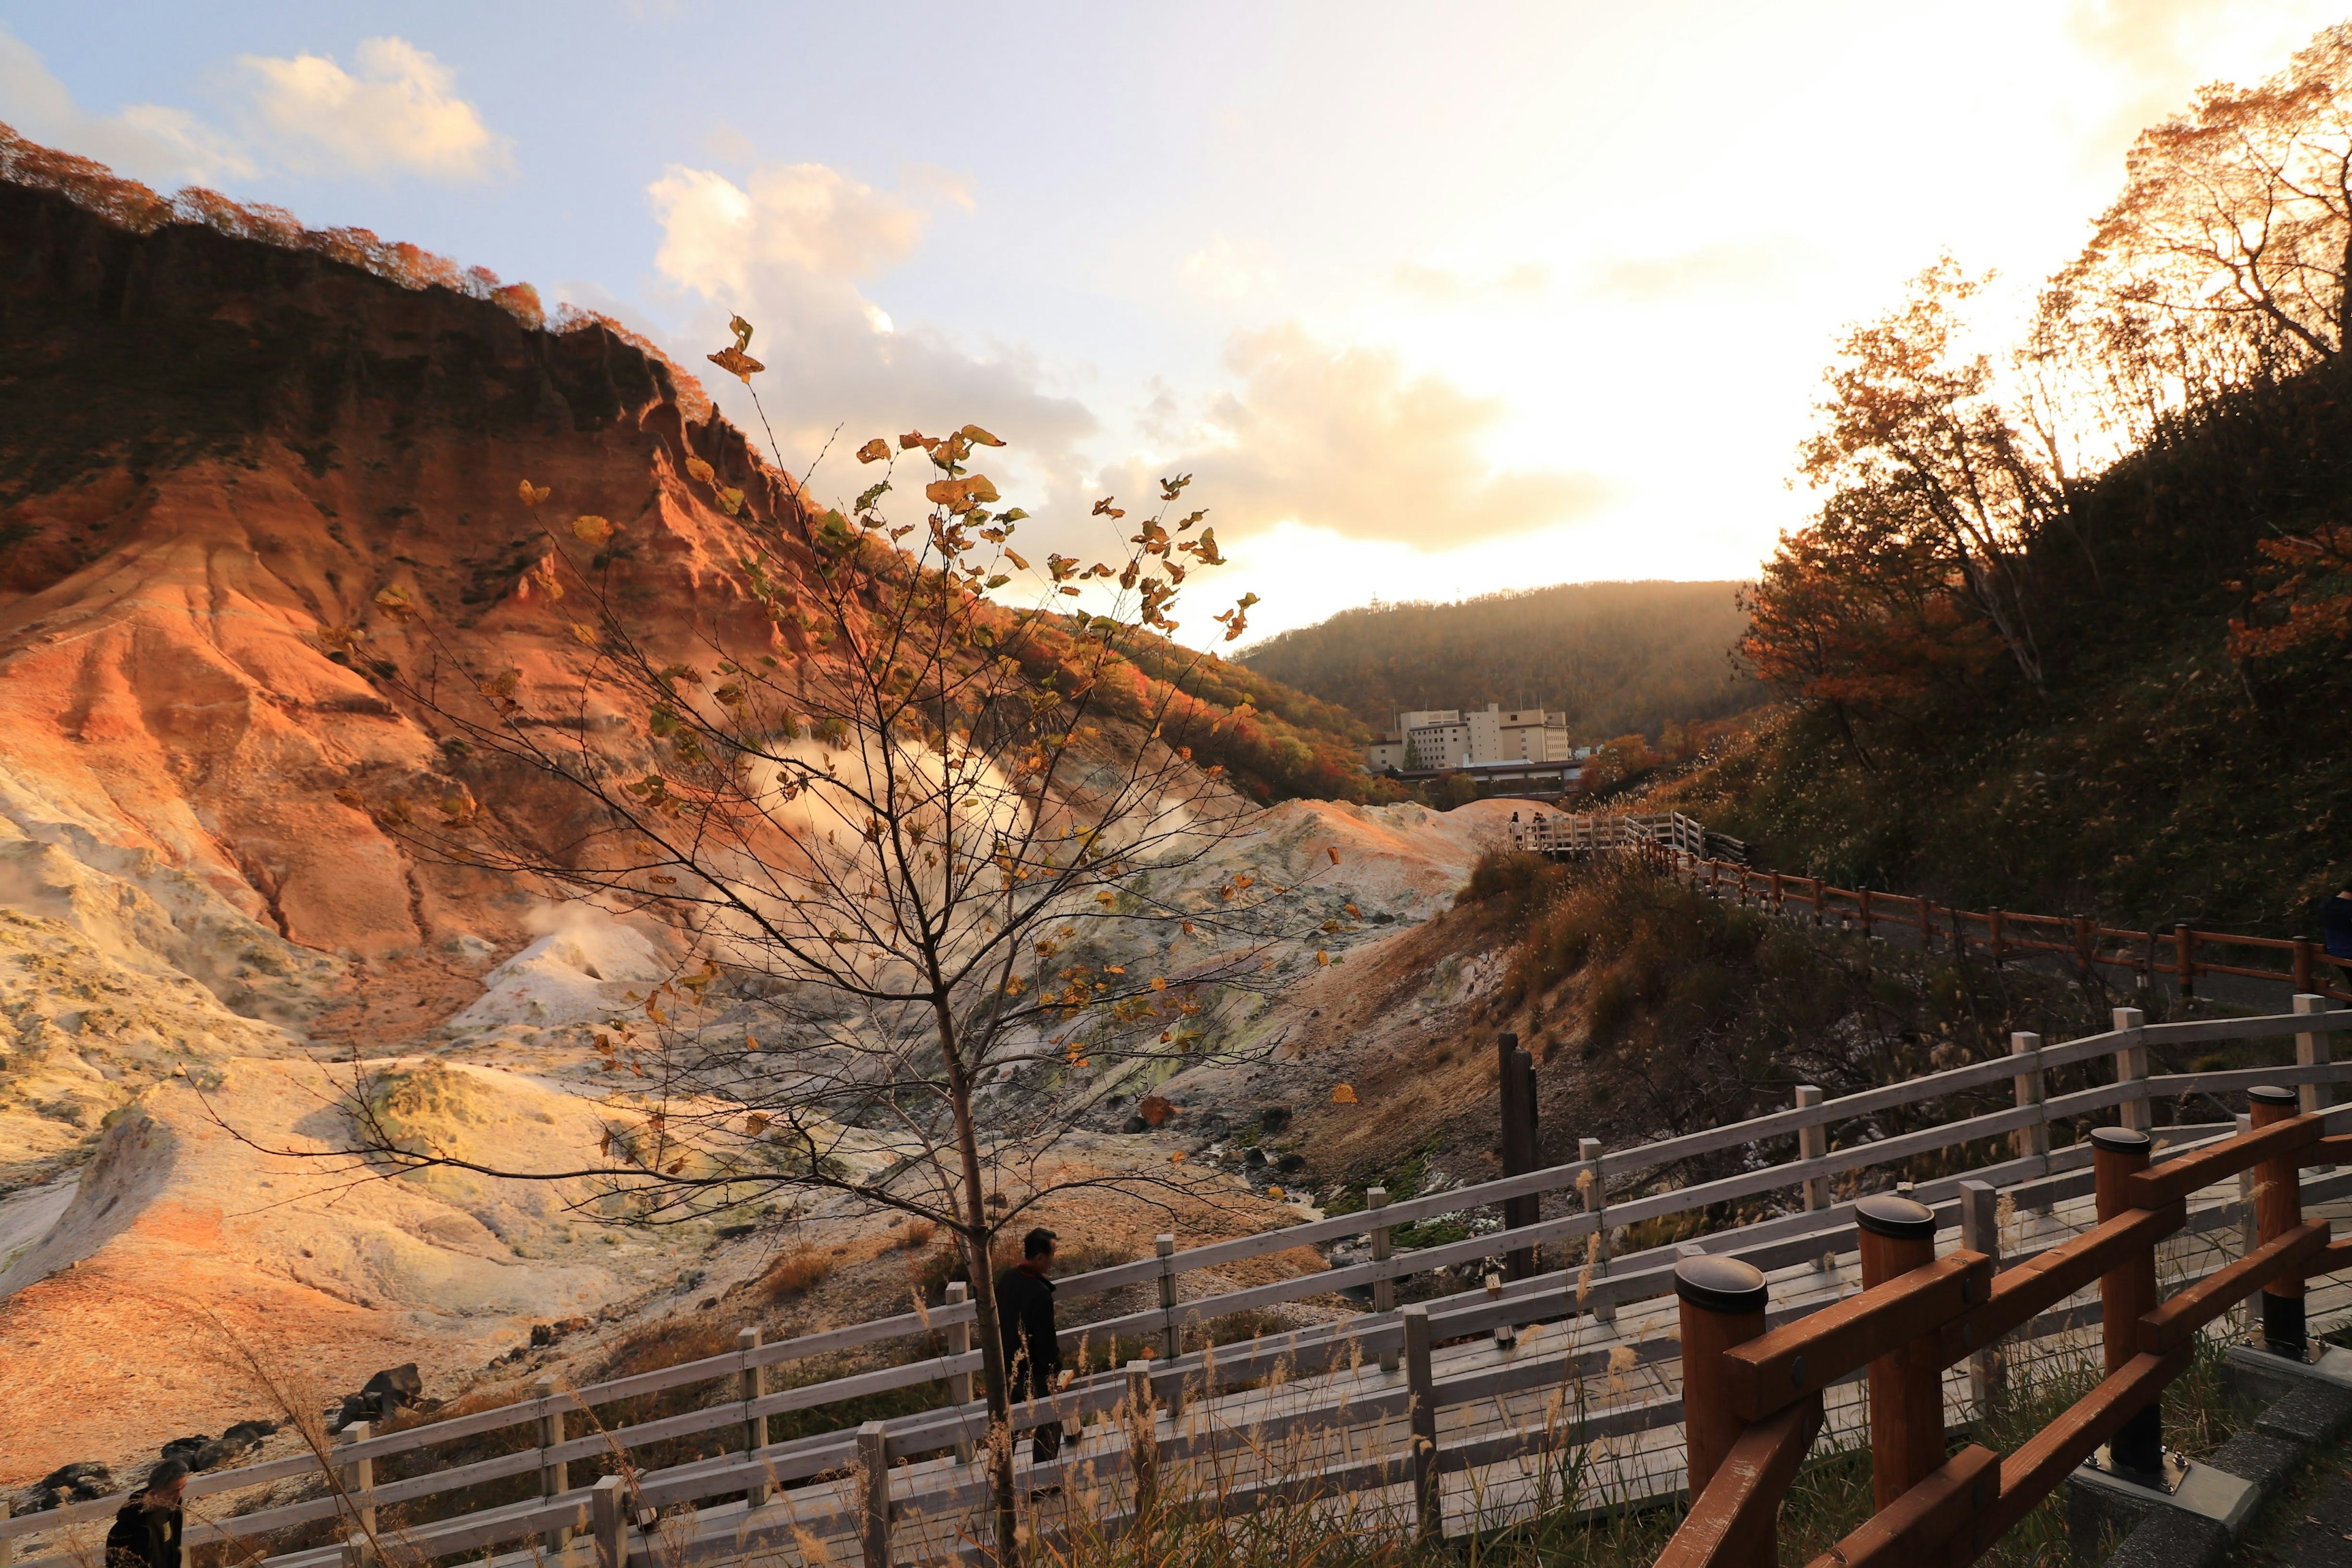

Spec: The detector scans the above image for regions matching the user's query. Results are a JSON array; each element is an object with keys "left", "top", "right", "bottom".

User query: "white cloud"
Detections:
[
  {"left": 1389, "top": 260, "right": 1548, "bottom": 305},
  {"left": 644, "top": 161, "right": 1099, "bottom": 530},
  {"left": 1589, "top": 235, "right": 1820, "bottom": 301},
  {"left": 0, "top": 26, "right": 505, "bottom": 187},
  {"left": 648, "top": 162, "right": 926, "bottom": 299},
  {"left": 1123, "top": 322, "right": 1612, "bottom": 550},
  {"left": 234, "top": 37, "right": 510, "bottom": 181},
  {"left": 0, "top": 23, "right": 252, "bottom": 186},
  {"left": 1178, "top": 232, "right": 1281, "bottom": 303}
]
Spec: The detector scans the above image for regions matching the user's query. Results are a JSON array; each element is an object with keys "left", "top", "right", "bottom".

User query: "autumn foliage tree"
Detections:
[{"left": 1741, "top": 262, "right": 2065, "bottom": 755}]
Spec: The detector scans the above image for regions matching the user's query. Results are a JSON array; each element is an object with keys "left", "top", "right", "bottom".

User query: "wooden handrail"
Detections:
[
  {"left": 1652, "top": 1396, "right": 1822, "bottom": 1568},
  {"left": 1664, "top": 1099, "right": 2352, "bottom": 1568},
  {"left": 1931, "top": 1200, "right": 2180, "bottom": 1364},
  {"left": 2128, "top": 1112, "right": 2322, "bottom": 1207},
  {"left": 1800, "top": 1445, "right": 1999, "bottom": 1568},
  {"left": 1986, "top": 1348, "right": 2189, "bottom": 1538},
  {"left": 2139, "top": 1217, "right": 2329, "bottom": 1351},
  {"left": 1721, "top": 1253, "right": 1989, "bottom": 1420},
  {"left": 1510, "top": 811, "right": 2352, "bottom": 1004}
]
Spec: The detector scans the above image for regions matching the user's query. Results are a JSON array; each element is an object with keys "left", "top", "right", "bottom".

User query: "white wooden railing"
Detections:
[{"left": 7, "top": 1002, "right": 2350, "bottom": 1568}]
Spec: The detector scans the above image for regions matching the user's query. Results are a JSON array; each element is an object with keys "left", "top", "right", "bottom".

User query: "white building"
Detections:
[
  {"left": 1498, "top": 707, "right": 1572, "bottom": 763},
  {"left": 1365, "top": 704, "right": 1577, "bottom": 773}
]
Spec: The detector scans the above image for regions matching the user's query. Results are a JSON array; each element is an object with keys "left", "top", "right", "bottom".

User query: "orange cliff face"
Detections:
[{"left": 0, "top": 177, "right": 811, "bottom": 976}]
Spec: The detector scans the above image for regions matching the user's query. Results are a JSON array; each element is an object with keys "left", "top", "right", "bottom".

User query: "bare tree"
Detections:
[{"left": 304, "top": 320, "right": 1321, "bottom": 1562}]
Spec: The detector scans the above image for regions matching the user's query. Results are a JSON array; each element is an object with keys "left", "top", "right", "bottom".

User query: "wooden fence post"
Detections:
[
  {"left": 1919, "top": 896, "right": 1934, "bottom": 947},
  {"left": 338, "top": 1420, "right": 375, "bottom": 1539},
  {"left": 1368, "top": 1185, "right": 1401, "bottom": 1371},
  {"left": 944, "top": 1281, "right": 975, "bottom": 1463},
  {"left": 2249, "top": 1086, "right": 2307, "bottom": 1360},
  {"left": 1770, "top": 872, "right": 1784, "bottom": 916},
  {"left": 1403, "top": 1304, "right": 1441, "bottom": 1542},
  {"left": 1989, "top": 908, "right": 2006, "bottom": 965},
  {"left": 2176, "top": 924, "right": 2196, "bottom": 1000},
  {"left": 2092, "top": 1128, "right": 2162, "bottom": 1479},
  {"left": 1811, "top": 877, "right": 1823, "bottom": 927},
  {"left": 1579, "top": 1137, "right": 1615, "bottom": 1322},
  {"left": 2113, "top": 1007, "right": 2150, "bottom": 1133},
  {"left": 2296, "top": 994, "right": 2333, "bottom": 1118},
  {"left": 1676, "top": 1255, "right": 1773, "bottom": 1568},
  {"left": 1959, "top": 1182, "right": 2003, "bottom": 1417},
  {"left": 858, "top": 1421, "right": 891, "bottom": 1568},
  {"left": 2236, "top": 1112, "right": 2259, "bottom": 1333},
  {"left": 537, "top": 1377, "right": 571, "bottom": 1556},
  {"left": 590, "top": 1475, "right": 625, "bottom": 1568},
  {"left": 2297, "top": 940, "right": 2318, "bottom": 998},
  {"left": 1125, "top": 1360, "right": 1158, "bottom": 1536},
  {"left": 2010, "top": 1031, "right": 2049, "bottom": 1213},
  {"left": 1856, "top": 1196, "right": 1942, "bottom": 1509},
  {"left": 738, "top": 1327, "right": 770, "bottom": 1510},
  {"left": 1497, "top": 1031, "right": 1540, "bottom": 1280},
  {"left": 1155, "top": 1233, "right": 1180, "bottom": 1362},
  {"left": 1859, "top": 887, "right": 1874, "bottom": 939},
  {"left": 1794, "top": 1085, "right": 1828, "bottom": 1215}
]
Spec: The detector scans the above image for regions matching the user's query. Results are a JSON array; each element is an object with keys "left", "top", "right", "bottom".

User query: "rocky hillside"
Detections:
[{"left": 0, "top": 144, "right": 1533, "bottom": 1493}]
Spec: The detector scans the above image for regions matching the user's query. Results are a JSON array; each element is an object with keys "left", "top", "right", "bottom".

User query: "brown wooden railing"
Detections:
[
  {"left": 1507, "top": 810, "right": 2352, "bottom": 1005},
  {"left": 1654, "top": 1088, "right": 2342, "bottom": 1568},
  {"left": 1684, "top": 858, "right": 2352, "bottom": 1006}
]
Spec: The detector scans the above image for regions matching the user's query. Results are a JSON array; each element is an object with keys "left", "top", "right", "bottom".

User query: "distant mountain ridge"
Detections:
[{"left": 1236, "top": 580, "right": 1767, "bottom": 742}]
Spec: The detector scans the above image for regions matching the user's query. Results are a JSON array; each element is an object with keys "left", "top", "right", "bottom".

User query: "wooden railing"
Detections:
[
  {"left": 1505, "top": 808, "right": 2352, "bottom": 1003},
  {"left": 1655, "top": 1088, "right": 2346, "bottom": 1568},
  {"left": 1681, "top": 855, "right": 2352, "bottom": 1005},
  {"left": 1509, "top": 810, "right": 1724, "bottom": 861},
  {"left": 9, "top": 1004, "right": 2352, "bottom": 1568}
]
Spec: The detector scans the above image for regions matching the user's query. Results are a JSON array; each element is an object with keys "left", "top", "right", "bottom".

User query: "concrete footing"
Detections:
[{"left": 2066, "top": 1346, "right": 2352, "bottom": 1567}]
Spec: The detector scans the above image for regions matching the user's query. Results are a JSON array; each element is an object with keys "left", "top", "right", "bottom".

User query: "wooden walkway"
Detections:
[{"left": 9, "top": 1006, "right": 2352, "bottom": 1568}]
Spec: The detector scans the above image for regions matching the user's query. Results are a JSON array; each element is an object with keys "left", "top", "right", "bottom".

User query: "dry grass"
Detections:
[{"left": 758, "top": 1243, "right": 841, "bottom": 1304}]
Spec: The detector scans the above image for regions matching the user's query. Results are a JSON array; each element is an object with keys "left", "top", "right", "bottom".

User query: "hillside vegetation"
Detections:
[
  {"left": 1236, "top": 580, "right": 1766, "bottom": 742},
  {"left": 1658, "top": 26, "right": 2352, "bottom": 936}
]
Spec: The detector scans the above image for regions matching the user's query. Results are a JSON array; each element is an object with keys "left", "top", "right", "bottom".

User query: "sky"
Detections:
[{"left": 5, "top": 0, "right": 2348, "bottom": 645}]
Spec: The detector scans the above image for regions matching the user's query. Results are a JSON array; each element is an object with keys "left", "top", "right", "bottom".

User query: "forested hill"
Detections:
[
  {"left": 1654, "top": 24, "right": 2352, "bottom": 935},
  {"left": 1235, "top": 581, "right": 1767, "bottom": 742}
]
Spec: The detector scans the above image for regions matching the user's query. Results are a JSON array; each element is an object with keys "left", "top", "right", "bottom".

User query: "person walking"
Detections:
[
  {"left": 994, "top": 1227, "right": 1065, "bottom": 1472},
  {"left": 2321, "top": 877, "right": 2352, "bottom": 995},
  {"left": 105, "top": 1461, "right": 187, "bottom": 1568}
]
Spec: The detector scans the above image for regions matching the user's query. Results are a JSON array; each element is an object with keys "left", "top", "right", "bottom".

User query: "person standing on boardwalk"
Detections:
[
  {"left": 105, "top": 1460, "right": 186, "bottom": 1568},
  {"left": 2322, "top": 878, "right": 2352, "bottom": 993},
  {"left": 995, "top": 1227, "right": 1065, "bottom": 1466}
]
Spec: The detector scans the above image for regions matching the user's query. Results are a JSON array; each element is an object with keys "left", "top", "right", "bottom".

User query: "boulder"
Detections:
[{"left": 24, "top": 1461, "right": 115, "bottom": 1511}]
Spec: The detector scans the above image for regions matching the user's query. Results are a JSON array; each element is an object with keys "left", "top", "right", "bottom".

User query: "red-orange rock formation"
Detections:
[{"left": 0, "top": 174, "right": 807, "bottom": 970}]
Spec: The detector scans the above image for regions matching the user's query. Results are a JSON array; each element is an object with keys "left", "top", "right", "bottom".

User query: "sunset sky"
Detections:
[{"left": 6, "top": 1, "right": 2348, "bottom": 643}]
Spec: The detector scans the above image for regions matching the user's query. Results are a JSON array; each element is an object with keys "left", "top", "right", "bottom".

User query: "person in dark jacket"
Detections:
[
  {"left": 2322, "top": 878, "right": 2352, "bottom": 992},
  {"left": 995, "top": 1227, "right": 1063, "bottom": 1465},
  {"left": 105, "top": 1460, "right": 187, "bottom": 1568}
]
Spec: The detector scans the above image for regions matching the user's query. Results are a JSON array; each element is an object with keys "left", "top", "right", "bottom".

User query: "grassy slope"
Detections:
[
  {"left": 1657, "top": 367, "right": 2352, "bottom": 935},
  {"left": 1234, "top": 579, "right": 1766, "bottom": 741}
]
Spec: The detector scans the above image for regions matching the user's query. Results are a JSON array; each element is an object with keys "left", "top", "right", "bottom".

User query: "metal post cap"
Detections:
[
  {"left": 1673, "top": 1254, "right": 1767, "bottom": 1314},
  {"left": 1855, "top": 1193, "right": 1936, "bottom": 1240},
  {"left": 2248, "top": 1085, "right": 2299, "bottom": 1107},
  {"left": 2089, "top": 1126, "right": 2153, "bottom": 1152}
]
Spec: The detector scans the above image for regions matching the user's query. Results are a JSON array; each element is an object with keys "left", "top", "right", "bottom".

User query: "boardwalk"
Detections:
[{"left": 7, "top": 1004, "right": 2352, "bottom": 1568}]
